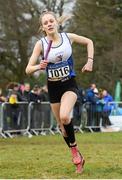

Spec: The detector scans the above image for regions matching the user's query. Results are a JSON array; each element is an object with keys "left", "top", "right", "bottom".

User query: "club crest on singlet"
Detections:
[{"left": 55, "top": 51, "right": 63, "bottom": 62}]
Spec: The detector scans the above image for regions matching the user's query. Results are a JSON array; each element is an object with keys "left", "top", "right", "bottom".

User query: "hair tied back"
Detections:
[{"left": 41, "top": 9, "right": 49, "bottom": 14}]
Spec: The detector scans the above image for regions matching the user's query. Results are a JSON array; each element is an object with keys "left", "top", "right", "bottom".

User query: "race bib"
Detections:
[{"left": 47, "top": 61, "right": 70, "bottom": 80}]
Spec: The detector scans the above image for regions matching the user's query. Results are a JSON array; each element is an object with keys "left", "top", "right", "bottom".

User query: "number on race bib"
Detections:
[{"left": 48, "top": 65, "right": 70, "bottom": 79}]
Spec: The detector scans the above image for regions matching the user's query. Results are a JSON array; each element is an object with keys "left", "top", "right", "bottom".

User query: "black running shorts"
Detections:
[{"left": 47, "top": 77, "right": 78, "bottom": 103}]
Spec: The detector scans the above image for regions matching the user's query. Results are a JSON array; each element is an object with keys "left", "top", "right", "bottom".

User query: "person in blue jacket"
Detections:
[
  {"left": 102, "top": 89, "right": 114, "bottom": 126},
  {"left": 85, "top": 84, "right": 98, "bottom": 126}
]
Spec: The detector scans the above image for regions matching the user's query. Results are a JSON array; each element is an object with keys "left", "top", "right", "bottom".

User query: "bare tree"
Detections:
[
  {"left": 0, "top": 0, "right": 71, "bottom": 88},
  {"left": 69, "top": 0, "right": 122, "bottom": 92}
]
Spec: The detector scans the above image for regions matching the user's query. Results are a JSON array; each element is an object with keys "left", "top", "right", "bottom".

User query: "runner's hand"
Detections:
[
  {"left": 40, "top": 60, "right": 48, "bottom": 70},
  {"left": 81, "top": 59, "right": 93, "bottom": 72}
]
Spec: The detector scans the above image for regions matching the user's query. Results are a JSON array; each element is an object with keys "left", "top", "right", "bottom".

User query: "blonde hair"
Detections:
[{"left": 38, "top": 9, "right": 72, "bottom": 33}]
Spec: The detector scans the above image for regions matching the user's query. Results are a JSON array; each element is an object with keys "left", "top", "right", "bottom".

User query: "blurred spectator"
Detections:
[
  {"left": 9, "top": 91, "right": 18, "bottom": 104},
  {"left": 91, "top": 83, "right": 99, "bottom": 95},
  {"left": 8, "top": 90, "right": 20, "bottom": 130},
  {"left": 95, "top": 90, "right": 105, "bottom": 127},
  {"left": 29, "top": 85, "right": 42, "bottom": 103},
  {"left": 6, "top": 82, "right": 16, "bottom": 100},
  {"left": 19, "top": 84, "right": 25, "bottom": 94},
  {"left": 85, "top": 84, "right": 98, "bottom": 103},
  {"left": 12, "top": 83, "right": 24, "bottom": 101},
  {"left": 102, "top": 90, "right": 113, "bottom": 111},
  {"left": 40, "top": 85, "right": 49, "bottom": 102},
  {"left": 22, "top": 83, "right": 31, "bottom": 101},
  {"left": 77, "top": 87, "right": 86, "bottom": 104},
  {"left": 6, "top": 82, "right": 23, "bottom": 102},
  {"left": 0, "top": 88, "right": 7, "bottom": 102},
  {"left": 73, "top": 87, "right": 86, "bottom": 126},
  {"left": 102, "top": 89, "right": 114, "bottom": 127},
  {"left": 85, "top": 84, "right": 98, "bottom": 126}
]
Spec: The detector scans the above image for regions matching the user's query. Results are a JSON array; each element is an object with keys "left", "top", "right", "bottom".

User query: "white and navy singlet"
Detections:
[{"left": 40, "top": 32, "right": 76, "bottom": 82}]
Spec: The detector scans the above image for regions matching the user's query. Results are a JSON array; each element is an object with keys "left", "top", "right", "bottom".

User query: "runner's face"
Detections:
[{"left": 42, "top": 14, "right": 58, "bottom": 35}]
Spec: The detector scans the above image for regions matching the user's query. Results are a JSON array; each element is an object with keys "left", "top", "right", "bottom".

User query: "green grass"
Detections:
[{"left": 0, "top": 132, "right": 122, "bottom": 179}]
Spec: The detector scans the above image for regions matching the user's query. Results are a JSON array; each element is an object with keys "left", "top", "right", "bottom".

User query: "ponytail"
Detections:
[{"left": 57, "top": 14, "right": 72, "bottom": 25}]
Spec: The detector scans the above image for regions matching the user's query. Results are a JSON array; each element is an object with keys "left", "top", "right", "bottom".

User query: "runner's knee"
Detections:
[{"left": 60, "top": 114, "right": 70, "bottom": 124}]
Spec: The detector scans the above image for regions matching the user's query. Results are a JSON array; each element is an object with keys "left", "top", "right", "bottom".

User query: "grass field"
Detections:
[{"left": 0, "top": 132, "right": 122, "bottom": 179}]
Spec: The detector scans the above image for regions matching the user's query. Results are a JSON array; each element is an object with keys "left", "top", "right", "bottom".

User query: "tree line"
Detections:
[{"left": 0, "top": 0, "right": 122, "bottom": 94}]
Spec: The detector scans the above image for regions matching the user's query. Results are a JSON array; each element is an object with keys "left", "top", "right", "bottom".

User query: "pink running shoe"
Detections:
[
  {"left": 71, "top": 146, "right": 85, "bottom": 173},
  {"left": 75, "top": 155, "right": 85, "bottom": 174}
]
